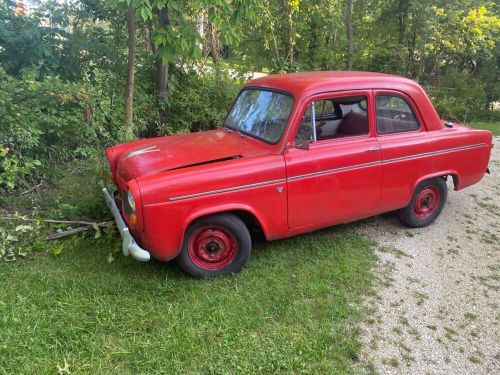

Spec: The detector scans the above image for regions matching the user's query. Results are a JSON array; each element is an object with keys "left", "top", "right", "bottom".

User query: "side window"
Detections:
[
  {"left": 376, "top": 95, "right": 419, "bottom": 134},
  {"left": 294, "top": 95, "right": 369, "bottom": 144}
]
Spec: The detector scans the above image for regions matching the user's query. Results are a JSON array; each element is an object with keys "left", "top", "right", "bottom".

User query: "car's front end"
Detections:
[
  {"left": 102, "top": 84, "right": 294, "bottom": 275},
  {"left": 104, "top": 143, "right": 151, "bottom": 261}
]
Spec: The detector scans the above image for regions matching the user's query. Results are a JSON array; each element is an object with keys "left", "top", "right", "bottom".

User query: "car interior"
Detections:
[
  {"left": 295, "top": 95, "right": 369, "bottom": 144},
  {"left": 375, "top": 95, "right": 420, "bottom": 134},
  {"left": 295, "top": 94, "right": 420, "bottom": 144}
]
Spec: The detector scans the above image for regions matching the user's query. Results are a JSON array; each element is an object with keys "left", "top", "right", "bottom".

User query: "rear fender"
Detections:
[{"left": 406, "top": 170, "right": 459, "bottom": 206}]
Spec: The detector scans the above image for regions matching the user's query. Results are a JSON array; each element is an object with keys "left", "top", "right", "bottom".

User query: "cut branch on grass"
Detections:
[
  {"left": 1, "top": 215, "right": 115, "bottom": 240},
  {"left": 1, "top": 215, "right": 112, "bottom": 227},
  {"left": 45, "top": 226, "right": 93, "bottom": 240}
]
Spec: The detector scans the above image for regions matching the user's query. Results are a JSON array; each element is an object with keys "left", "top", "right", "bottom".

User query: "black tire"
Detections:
[
  {"left": 398, "top": 177, "right": 448, "bottom": 228},
  {"left": 177, "top": 214, "right": 251, "bottom": 278}
]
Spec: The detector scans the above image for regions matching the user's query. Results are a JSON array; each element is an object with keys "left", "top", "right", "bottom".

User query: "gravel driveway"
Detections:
[{"left": 358, "top": 137, "right": 499, "bottom": 374}]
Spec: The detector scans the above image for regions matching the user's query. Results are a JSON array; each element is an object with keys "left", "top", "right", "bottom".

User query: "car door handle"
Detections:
[{"left": 367, "top": 146, "right": 381, "bottom": 152}]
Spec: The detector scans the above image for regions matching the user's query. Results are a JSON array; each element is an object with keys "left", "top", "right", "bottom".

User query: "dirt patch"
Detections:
[{"left": 359, "top": 137, "right": 500, "bottom": 374}]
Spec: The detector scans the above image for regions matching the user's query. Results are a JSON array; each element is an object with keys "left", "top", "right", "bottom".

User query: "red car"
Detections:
[{"left": 103, "top": 71, "right": 493, "bottom": 277}]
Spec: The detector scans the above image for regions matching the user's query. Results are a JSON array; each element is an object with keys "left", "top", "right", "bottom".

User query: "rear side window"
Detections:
[{"left": 376, "top": 95, "right": 419, "bottom": 134}]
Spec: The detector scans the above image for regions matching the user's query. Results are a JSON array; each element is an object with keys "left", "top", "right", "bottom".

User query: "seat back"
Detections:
[{"left": 336, "top": 111, "right": 368, "bottom": 136}]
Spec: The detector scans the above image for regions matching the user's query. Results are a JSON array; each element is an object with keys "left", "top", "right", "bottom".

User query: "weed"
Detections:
[
  {"left": 381, "top": 357, "right": 400, "bottom": 368},
  {"left": 468, "top": 355, "right": 481, "bottom": 364},
  {"left": 464, "top": 312, "right": 477, "bottom": 321}
]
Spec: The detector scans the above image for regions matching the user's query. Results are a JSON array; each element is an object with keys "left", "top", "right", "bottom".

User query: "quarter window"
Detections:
[{"left": 376, "top": 95, "right": 419, "bottom": 134}]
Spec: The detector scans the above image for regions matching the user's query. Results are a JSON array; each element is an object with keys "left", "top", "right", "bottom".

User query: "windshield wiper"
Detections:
[
  {"left": 235, "top": 128, "right": 246, "bottom": 138},
  {"left": 222, "top": 122, "right": 233, "bottom": 133},
  {"left": 224, "top": 123, "right": 246, "bottom": 138}
]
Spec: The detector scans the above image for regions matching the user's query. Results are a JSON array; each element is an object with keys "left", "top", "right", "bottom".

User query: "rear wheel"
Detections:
[
  {"left": 398, "top": 177, "right": 447, "bottom": 228},
  {"left": 177, "top": 214, "right": 251, "bottom": 278}
]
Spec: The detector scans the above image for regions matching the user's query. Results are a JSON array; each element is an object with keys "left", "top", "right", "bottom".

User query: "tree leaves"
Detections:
[{"left": 53, "top": 243, "right": 64, "bottom": 256}]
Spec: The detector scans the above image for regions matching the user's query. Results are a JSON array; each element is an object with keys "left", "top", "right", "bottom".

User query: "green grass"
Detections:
[
  {"left": 470, "top": 121, "right": 500, "bottom": 136},
  {"left": 0, "top": 226, "right": 375, "bottom": 374}
]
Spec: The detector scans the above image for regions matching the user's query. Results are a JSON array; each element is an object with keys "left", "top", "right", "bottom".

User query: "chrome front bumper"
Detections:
[{"left": 102, "top": 188, "right": 150, "bottom": 262}]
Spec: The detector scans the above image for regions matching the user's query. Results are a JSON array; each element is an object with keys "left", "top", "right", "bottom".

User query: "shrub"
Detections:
[
  {"left": 161, "top": 66, "right": 241, "bottom": 134},
  {"left": 0, "top": 67, "right": 125, "bottom": 192},
  {"left": 428, "top": 70, "right": 488, "bottom": 123}
]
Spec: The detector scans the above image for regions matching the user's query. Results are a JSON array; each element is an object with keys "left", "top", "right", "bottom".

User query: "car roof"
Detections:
[
  {"left": 244, "top": 71, "right": 444, "bottom": 132},
  {"left": 245, "top": 71, "right": 421, "bottom": 97}
]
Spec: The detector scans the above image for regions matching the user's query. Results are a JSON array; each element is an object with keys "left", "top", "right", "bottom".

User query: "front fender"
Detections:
[{"left": 183, "top": 203, "right": 271, "bottom": 240}]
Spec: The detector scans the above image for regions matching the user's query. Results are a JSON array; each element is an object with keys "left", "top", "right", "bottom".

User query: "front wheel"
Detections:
[
  {"left": 398, "top": 177, "right": 448, "bottom": 228},
  {"left": 177, "top": 214, "right": 251, "bottom": 278}
]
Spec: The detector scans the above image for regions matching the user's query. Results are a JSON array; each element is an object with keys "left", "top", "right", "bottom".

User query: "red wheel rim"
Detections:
[
  {"left": 413, "top": 186, "right": 440, "bottom": 220},
  {"left": 187, "top": 226, "right": 238, "bottom": 270}
]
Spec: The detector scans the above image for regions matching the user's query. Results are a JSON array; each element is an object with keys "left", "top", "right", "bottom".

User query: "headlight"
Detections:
[{"left": 127, "top": 190, "right": 136, "bottom": 212}]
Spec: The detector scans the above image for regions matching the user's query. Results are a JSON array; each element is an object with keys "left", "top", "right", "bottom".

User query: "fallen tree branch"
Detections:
[
  {"left": 1, "top": 215, "right": 113, "bottom": 228},
  {"left": 2, "top": 215, "right": 116, "bottom": 240},
  {"left": 18, "top": 180, "right": 46, "bottom": 196},
  {"left": 45, "top": 226, "right": 93, "bottom": 240}
]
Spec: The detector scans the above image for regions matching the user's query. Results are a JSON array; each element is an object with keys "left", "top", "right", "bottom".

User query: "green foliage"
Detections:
[
  {"left": 114, "top": 0, "right": 259, "bottom": 64},
  {"left": 162, "top": 66, "right": 240, "bottom": 133},
  {"left": 0, "top": 147, "right": 40, "bottom": 191},
  {"left": 0, "top": 0, "right": 120, "bottom": 80},
  {"left": 428, "top": 70, "right": 488, "bottom": 122},
  {"left": 269, "top": 57, "right": 303, "bottom": 73},
  {"left": 0, "top": 68, "right": 102, "bottom": 190},
  {"left": 0, "top": 216, "right": 47, "bottom": 261},
  {"left": 43, "top": 158, "right": 113, "bottom": 221},
  {"left": 470, "top": 121, "right": 500, "bottom": 136}
]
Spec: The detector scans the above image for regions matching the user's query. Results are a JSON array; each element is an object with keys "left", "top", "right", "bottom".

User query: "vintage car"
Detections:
[{"left": 103, "top": 71, "right": 493, "bottom": 277}]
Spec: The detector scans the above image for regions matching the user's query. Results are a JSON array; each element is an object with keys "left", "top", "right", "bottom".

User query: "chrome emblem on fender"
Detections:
[{"left": 276, "top": 186, "right": 283, "bottom": 193}]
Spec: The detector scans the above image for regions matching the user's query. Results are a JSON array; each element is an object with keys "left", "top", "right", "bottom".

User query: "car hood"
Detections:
[{"left": 115, "top": 129, "right": 271, "bottom": 182}]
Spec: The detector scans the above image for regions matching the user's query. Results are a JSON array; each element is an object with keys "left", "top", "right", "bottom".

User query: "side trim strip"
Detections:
[
  {"left": 288, "top": 142, "right": 487, "bottom": 182},
  {"left": 168, "top": 142, "right": 487, "bottom": 201},
  {"left": 168, "top": 178, "right": 286, "bottom": 201},
  {"left": 382, "top": 143, "right": 486, "bottom": 164},
  {"left": 288, "top": 160, "right": 380, "bottom": 181}
]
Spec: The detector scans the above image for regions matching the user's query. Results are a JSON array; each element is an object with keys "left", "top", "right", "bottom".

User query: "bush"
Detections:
[
  {"left": 0, "top": 67, "right": 130, "bottom": 192},
  {"left": 0, "top": 68, "right": 98, "bottom": 191},
  {"left": 161, "top": 66, "right": 241, "bottom": 134},
  {"left": 428, "top": 70, "right": 488, "bottom": 122}
]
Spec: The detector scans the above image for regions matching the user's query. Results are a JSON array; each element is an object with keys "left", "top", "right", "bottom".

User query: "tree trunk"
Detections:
[
  {"left": 124, "top": 5, "right": 136, "bottom": 139},
  {"left": 346, "top": 0, "right": 353, "bottom": 70},
  {"left": 397, "top": 0, "right": 409, "bottom": 45},
  {"left": 271, "top": 27, "right": 280, "bottom": 62},
  {"left": 397, "top": 0, "right": 409, "bottom": 74},
  {"left": 287, "top": 9, "right": 294, "bottom": 63},
  {"left": 156, "top": 8, "right": 170, "bottom": 125},
  {"left": 208, "top": 22, "right": 221, "bottom": 64},
  {"left": 196, "top": 13, "right": 205, "bottom": 52}
]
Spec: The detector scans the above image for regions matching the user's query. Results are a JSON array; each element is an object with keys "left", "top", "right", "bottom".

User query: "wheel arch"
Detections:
[
  {"left": 182, "top": 204, "right": 269, "bottom": 243},
  {"left": 407, "top": 170, "right": 460, "bottom": 205}
]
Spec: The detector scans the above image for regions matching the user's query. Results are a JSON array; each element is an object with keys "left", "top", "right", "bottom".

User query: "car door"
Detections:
[
  {"left": 373, "top": 90, "right": 434, "bottom": 213},
  {"left": 285, "top": 91, "right": 382, "bottom": 229}
]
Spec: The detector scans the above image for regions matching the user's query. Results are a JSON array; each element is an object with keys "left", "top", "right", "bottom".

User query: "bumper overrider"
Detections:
[{"left": 102, "top": 188, "right": 150, "bottom": 262}]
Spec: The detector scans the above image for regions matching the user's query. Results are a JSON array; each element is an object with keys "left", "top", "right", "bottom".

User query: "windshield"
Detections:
[{"left": 225, "top": 89, "right": 294, "bottom": 144}]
